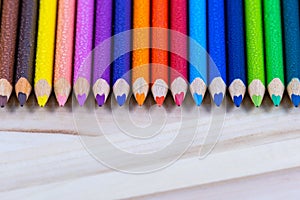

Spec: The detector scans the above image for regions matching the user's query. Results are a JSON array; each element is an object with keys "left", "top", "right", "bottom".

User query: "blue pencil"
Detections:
[
  {"left": 226, "top": 0, "right": 247, "bottom": 107},
  {"left": 113, "top": 0, "right": 132, "bottom": 106},
  {"left": 282, "top": 0, "right": 300, "bottom": 107},
  {"left": 189, "top": 0, "right": 207, "bottom": 106},
  {"left": 208, "top": 0, "right": 226, "bottom": 107}
]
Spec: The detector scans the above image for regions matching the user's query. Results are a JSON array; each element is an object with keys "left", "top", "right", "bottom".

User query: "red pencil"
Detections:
[
  {"left": 170, "top": 0, "right": 188, "bottom": 106},
  {"left": 151, "top": 0, "right": 169, "bottom": 106}
]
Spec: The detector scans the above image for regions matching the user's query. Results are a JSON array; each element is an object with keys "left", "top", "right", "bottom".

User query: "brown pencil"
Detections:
[{"left": 0, "top": 0, "right": 20, "bottom": 107}]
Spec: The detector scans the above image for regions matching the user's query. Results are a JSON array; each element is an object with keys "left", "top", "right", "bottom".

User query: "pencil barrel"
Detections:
[
  {"left": 113, "top": 0, "right": 131, "bottom": 85},
  {"left": 15, "top": 0, "right": 38, "bottom": 85},
  {"left": 245, "top": 0, "right": 265, "bottom": 85},
  {"left": 226, "top": 0, "right": 246, "bottom": 86},
  {"left": 54, "top": 0, "right": 76, "bottom": 85},
  {"left": 282, "top": 0, "right": 300, "bottom": 84},
  {"left": 263, "top": 0, "right": 284, "bottom": 85},
  {"left": 93, "top": 0, "right": 112, "bottom": 85},
  {"left": 0, "top": 0, "right": 20, "bottom": 84}
]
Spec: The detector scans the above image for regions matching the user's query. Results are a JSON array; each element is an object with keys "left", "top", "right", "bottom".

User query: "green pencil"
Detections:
[
  {"left": 263, "top": 0, "right": 285, "bottom": 106},
  {"left": 245, "top": 0, "right": 265, "bottom": 107}
]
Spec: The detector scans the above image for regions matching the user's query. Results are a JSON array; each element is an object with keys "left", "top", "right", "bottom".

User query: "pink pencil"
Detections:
[
  {"left": 54, "top": 0, "right": 76, "bottom": 106},
  {"left": 170, "top": 0, "right": 188, "bottom": 106},
  {"left": 73, "top": 0, "right": 94, "bottom": 106}
]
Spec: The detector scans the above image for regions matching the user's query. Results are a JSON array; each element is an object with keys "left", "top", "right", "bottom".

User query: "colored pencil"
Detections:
[
  {"left": 282, "top": 0, "right": 300, "bottom": 107},
  {"left": 226, "top": 0, "right": 247, "bottom": 107},
  {"left": 151, "top": 0, "right": 169, "bottom": 106},
  {"left": 208, "top": 0, "right": 226, "bottom": 107},
  {"left": 170, "top": 0, "right": 188, "bottom": 106},
  {"left": 0, "top": 0, "right": 19, "bottom": 107},
  {"left": 132, "top": 0, "right": 150, "bottom": 106},
  {"left": 245, "top": 0, "right": 265, "bottom": 107},
  {"left": 34, "top": 0, "right": 57, "bottom": 107},
  {"left": 189, "top": 0, "right": 207, "bottom": 106},
  {"left": 73, "top": 0, "right": 94, "bottom": 106},
  {"left": 54, "top": 0, "right": 76, "bottom": 107},
  {"left": 263, "top": 0, "right": 285, "bottom": 107},
  {"left": 15, "top": 0, "right": 38, "bottom": 107},
  {"left": 113, "top": 0, "right": 131, "bottom": 106},
  {"left": 93, "top": 0, "right": 112, "bottom": 107},
  {"left": 0, "top": 0, "right": 2, "bottom": 22}
]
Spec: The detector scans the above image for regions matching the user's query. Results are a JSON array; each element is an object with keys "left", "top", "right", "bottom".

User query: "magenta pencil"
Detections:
[
  {"left": 93, "top": 0, "right": 112, "bottom": 106},
  {"left": 73, "top": 0, "right": 94, "bottom": 106},
  {"left": 170, "top": 0, "right": 188, "bottom": 106}
]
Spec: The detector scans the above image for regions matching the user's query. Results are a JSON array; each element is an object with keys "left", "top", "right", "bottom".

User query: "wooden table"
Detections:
[{"left": 0, "top": 93, "right": 299, "bottom": 199}]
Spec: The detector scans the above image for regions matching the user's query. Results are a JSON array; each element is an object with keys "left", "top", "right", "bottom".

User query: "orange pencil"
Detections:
[
  {"left": 151, "top": 0, "right": 169, "bottom": 106},
  {"left": 132, "top": 0, "right": 150, "bottom": 106},
  {"left": 54, "top": 0, "right": 76, "bottom": 106}
]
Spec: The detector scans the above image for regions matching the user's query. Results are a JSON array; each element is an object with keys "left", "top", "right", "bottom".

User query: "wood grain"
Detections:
[{"left": 0, "top": 93, "right": 299, "bottom": 198}]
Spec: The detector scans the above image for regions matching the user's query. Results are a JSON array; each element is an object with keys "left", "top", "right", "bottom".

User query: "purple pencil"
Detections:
[
  {"left": 73, "top": 0, "right": 94, "bottom": 106},
  {"left": 92, "top": 0, "right": 112, "bottom": 106}
]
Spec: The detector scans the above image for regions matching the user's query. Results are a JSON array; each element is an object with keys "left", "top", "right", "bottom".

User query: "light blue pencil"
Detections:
[{"left": 189, "top": 0, "right": 207, "bottom": 106}]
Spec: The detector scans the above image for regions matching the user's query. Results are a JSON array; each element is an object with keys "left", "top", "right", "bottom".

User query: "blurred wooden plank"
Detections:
[
  {"left": 137, "top": 167, "right": 300, "bottom": 200},
  {"left": 0, "top": 93, "right": 299, "bottom": 198},
  {"left": 0, "top": 130, "right": 300, "bottom": 199}
]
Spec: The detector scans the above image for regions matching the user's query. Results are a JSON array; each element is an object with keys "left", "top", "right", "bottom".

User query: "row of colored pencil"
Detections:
[{"left": 0, "top": 0, "right": 299, "bottom": 108}]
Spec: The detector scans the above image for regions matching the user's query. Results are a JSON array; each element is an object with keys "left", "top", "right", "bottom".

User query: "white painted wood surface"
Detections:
[{"left": 0, "top": 93, "right": 299, "bottom": 199}]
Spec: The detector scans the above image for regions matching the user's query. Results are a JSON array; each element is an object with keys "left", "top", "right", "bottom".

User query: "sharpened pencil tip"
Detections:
[
  {"left": 213, "top": 93, "right": 224, "bottom": 107},
  {"left": 271, "top": 95, "right": 281, "bottom": 107},
  {"left": 96, "top": 94, "right": 106, "bottom": 107},
  {"left": 193, "top": 93, "right": 203, "bottom": 106},
  {"left": 291, "top": 94, "right": 300, "bottom": 107},
  {"left": 252, "top": 95, "right": 263, "bottom": 107},
  {"left": 155, "top": 96, "right": 165, "bottom": 107},
  {"left": 116, "top": 94, "right": 127, "bottom": 106},
  {"left": 233, "top": 95, "right": 243, "bottom": 107},
  {"left": 77, "top": 94, "right": 87, "bottom": 107},
  {"left": 37, "top": 96, "right": 49, "bottom": 107},
  {"left": 175, "top": 92, "right": 184, "bottom": 106},
  {"left": 18, "top": 93, "right": 27, "bottom": 107},
  {"left": 56, "top": 95, "right": 68, "bottom": 107},
  {"left": 0, "top": 96, "right": 8, "bottom": 108},
  {"left": 136, "top": 93, "right": 146, "bottom": 106}
]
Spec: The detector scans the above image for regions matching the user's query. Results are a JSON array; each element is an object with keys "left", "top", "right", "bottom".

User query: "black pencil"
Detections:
[{"left": 15, "top": 0, "right": 38, "bottom": 106}]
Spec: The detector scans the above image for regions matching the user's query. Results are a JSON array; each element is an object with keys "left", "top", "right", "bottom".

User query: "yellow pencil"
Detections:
[{"left": 34, "top": 0, "right": 57, "bottom": 107}]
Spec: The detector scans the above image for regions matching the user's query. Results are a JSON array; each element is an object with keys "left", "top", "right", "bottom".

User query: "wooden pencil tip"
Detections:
[
  {"left": 152, "top": 79, "right": 168, "bottom": 106},
  {"left": 248, "top": 80, "right": 265, "bottom": 107},
  {"left": 229, "top": 79, "right": 246, "bottom": 107},
  {"left": 268, "top": 78, "right": 284, "bottom": 107},
  {"left": 15, "top": 78, "right": 32, "bottom": 105},
  {"left": 0, "top": 96, "right": 8, "bottom": 108},
  {"left": 113, "top": 79, "right": 130, "bottom": 106},
  {"left": 54, "top": 78, "right": 71, "bottom": 107},
  {"left": 18, "top": 93, "right": 27, "bottom": 107},
  {"left": 190, "top": 78, "right": 207, "bottom": 106}
]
